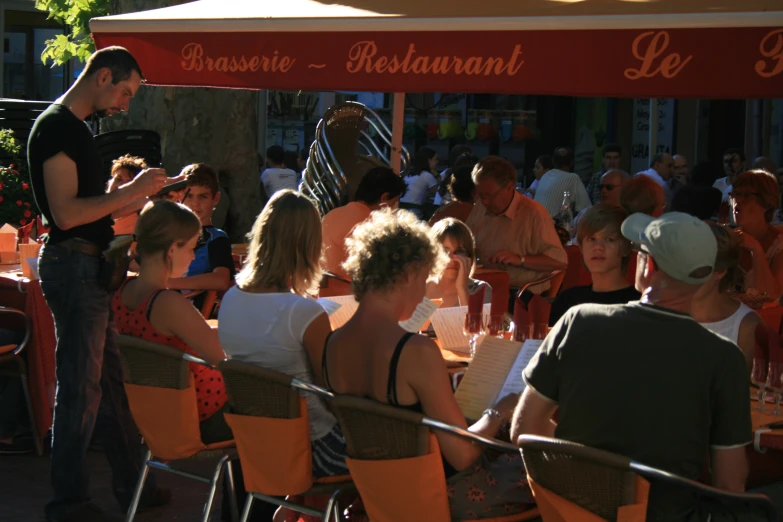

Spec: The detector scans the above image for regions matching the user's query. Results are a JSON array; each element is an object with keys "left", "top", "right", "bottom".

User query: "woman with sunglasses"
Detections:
[{"left": 730, "top": 170, "right": 783, "bottom": 301}]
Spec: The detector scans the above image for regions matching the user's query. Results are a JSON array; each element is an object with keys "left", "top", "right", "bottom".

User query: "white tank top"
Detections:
[{"left": 700, "top": 303, "right": 755, "bottom": 345}]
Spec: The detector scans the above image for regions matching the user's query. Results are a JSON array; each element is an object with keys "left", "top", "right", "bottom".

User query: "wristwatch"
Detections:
[
  {"left": 482, "top": 408, "right": 502, "bottom": 421},
  {"left": 518, "top": 255, "right": 526, "bottom": 267}
]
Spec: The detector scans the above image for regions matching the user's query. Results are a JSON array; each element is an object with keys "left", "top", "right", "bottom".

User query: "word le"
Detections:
[
  {"left": 180, "top": 43, "right": 295, "bottom": 73},
  {"left": 346, "top": 41, "right": 524, "bottom": 76},
  {"left": 624, "top": 31, "right": 692, "bottom": 80},
  {"left": 756, "top": 29, "right": 783, "bottom": 78}
]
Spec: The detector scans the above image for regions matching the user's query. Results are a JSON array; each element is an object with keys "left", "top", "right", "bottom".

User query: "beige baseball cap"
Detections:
[{"left": 621, "top": 212, "right": 717, "bottom": 284}]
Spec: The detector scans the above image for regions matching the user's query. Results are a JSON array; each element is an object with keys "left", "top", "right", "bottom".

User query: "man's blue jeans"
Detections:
[{"left": 38, "top": 243, "right": 155, "bottom": 519}]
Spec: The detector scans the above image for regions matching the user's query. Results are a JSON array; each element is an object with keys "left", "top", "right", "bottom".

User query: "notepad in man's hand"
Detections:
[
  {"left": 454, "top": 337, "right": 543, "bottom": 421},
  {"left": 430, "top": 303, "right": 492, "bottom": 353}
]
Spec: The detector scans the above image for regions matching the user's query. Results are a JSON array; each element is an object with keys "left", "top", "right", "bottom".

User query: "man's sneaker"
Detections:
[
  {"left": 0, "top": 435, "right": 33, "bottom": 455},
  {"left": 47, "top": 502, "right": 124, "bottom": 522}
]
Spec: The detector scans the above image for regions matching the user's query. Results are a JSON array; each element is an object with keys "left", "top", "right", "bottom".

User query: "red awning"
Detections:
[{"left": 90, "top": 0, "right": 783, "bottom": 98}]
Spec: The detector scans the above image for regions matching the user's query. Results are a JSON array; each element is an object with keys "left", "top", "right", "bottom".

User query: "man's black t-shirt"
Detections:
[
  {"left": 28, "top": 104, "right": 113, "bottom": 249},
  {"left": 549, "top": 284, "right": 641, "bottom": 326}
]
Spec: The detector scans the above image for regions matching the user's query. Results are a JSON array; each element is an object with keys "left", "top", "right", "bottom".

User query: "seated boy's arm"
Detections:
[{"left": 168, "top": 267, "right": 231, "bottom": 291}]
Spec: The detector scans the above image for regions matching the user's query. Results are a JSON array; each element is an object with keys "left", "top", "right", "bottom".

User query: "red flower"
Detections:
[
  {"left": 19, "top": 219, "right": 26, "bottom": 226},
  {"left": 23, "top": 210, "right": 31, "bottom": 218},
  {"left": 16, "top": 200, "right": 22, "bottom": 206},
  {"left": 21, "top": 182, "right": 29, "bottom": 190},
  {"left": 465, "top": 486, "right": 485, "bottom": 503}
]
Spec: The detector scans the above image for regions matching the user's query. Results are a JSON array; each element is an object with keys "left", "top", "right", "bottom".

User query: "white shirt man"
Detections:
[
  {"left": 534, "top": 148, "right": 591, "bottom": 218},
  {"left": 637, "top": 152, "right": 674, "bottom": 205}
]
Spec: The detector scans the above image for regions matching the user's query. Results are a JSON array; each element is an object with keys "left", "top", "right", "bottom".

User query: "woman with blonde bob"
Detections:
[
  {"left": 549, "top": 204, "right": 640, "bottom": 326},
  {"left": 108, "top": 200, "right": 231, "bottom": 443},
  {"left": 217, "top": 190, "right": 348, "bottom": 478},
  {"left": 322, "top": 209, "right": 534, "bottom": 519},
  {"left": 692, "top": 224, "right": 760, "bottom": 372}
]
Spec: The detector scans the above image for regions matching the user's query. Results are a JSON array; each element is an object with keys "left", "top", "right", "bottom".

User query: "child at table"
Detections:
[
  {"left": 426, "top": 218, "right": 492, "bottom": 308},
  {"left": 107, "top": 200, "right": 231, "bottom": 443}
]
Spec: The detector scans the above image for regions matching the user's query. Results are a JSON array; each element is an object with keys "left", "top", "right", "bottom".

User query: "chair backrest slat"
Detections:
[
  {"left": 117, "top": 335, "right": 190, "bottom": 390},
  {"left": 332, "top": 395, "right": 430, "bottom": 460},
  {"left": 219, "top": 360, "right": 300, "bottom": 418}
]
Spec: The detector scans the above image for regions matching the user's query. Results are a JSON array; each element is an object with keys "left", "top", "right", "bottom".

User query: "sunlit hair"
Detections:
[
  {"left": 343, "top": 209, "right": 449, "bottom": 301},
  {"left": 105, "top": 200, "right": 201, "bottom": 271},
  {"left": 111, "top": 154, "right": 147, "bottom": 179},
  {"left": 430, "top": 218, "right": 477, "bottom": 275},
  {"left": 732, "top": 169, "right": 780, "bottom": 223},
  {"left": 182, "top": 163, "right": 219, "bottom": 196},
  {"left": 620, "top": 175, "right": 664, "bottom": 216},
  {"left": 708, "top": 224, "right": 743, "bottom": 294},
  {"left": 577, "top": 204, "right": 632, "bottom": 273},
  {"left": 237, "top": 190, "right": 322, "bottom": 296},
  {"left": 472, "top": 156, "right": 516, "bottom": 186},
  {"left": 82, "top": 46, "right": 143, "bottom": 83}
]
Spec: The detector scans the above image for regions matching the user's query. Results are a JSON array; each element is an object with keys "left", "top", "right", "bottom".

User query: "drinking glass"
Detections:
[
  {"left": 510, "top": 321, "right": 533, "bottom": 343},
  {"left": 768, "top": 361, "right": 783, "bottom": 416},
  {"left": 463, "top": 312, "right": 486, "bottom": 358},
  {"left": 752, "top": 356, "right": 770, "bottom": 412},
  {"left": 486, "top": 314, "right": 505, "bottom": 338},
  {"left": 532, "top": 322, "right": 549, "bottom": 340}
]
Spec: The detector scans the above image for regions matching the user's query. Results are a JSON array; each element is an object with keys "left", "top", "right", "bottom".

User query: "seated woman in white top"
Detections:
[
  {"left": 426, "top": 218, "right": 492, "bottom": 308},
  {"left": 399, "top": 146, "right": 439, "bottom": 218},
  {"left": 692, "top": 223, "right": 761, "bottom": 372},
  {"left": 217, "top": 190, "right": 348, "bottom": 478}
]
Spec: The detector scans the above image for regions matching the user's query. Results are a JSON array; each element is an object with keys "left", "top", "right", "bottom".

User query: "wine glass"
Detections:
[
  {"left": 463, "top": 312, "right": 486, "bottom": 357},
  {"left": 486, "top": 314, "right": 505, "bottom": 339},
  {"left": 768, "top": 361, "right": 783, "bottom": 416},
  {"left": 752, "top": 355, "right": 769, "bottom": 412},
  {"left": 510, "top": 321, "right": 533, "bottom": 343}
]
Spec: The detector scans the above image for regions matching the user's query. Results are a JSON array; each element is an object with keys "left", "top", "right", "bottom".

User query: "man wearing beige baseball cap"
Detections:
[{"left": 512, "top": 212, "right": 753, "bottom": 520}]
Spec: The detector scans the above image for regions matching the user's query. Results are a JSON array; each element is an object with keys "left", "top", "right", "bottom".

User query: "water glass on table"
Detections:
[
  {"left": 485, "top": 314, "right": 505, "bottom": 339},
  {"left": 768, "top": 361, "right": 783, "bottom": 416},
  {"left": 510, "top": 321, "right": 533, "bottom": 343},
  {"left": 463, "top": 312, "right": 486, "bottom": 358},
  {"left": 752, "top": 355, "right": 769, "bottom": 412}
]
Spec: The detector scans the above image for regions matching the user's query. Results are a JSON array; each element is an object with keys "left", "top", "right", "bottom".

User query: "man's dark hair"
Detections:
[
  {"left": 650, "top": 152, "right": 668, "bottom": 167},
  {"left": 603, "top": 143, "right": 622, "bottom": 157},
  {"left": 671, "top": 185, "right": 722, "bottom": 220},
  {"left": 182, "top": 163, "right": 220, "bottom": 196},
  {"left": 354, "top": 167, "right": 406, "bottom": 205},
  {"left": 266, "top": 145, "right": 285, "bottom": 166},
  {"left": 552, "top": 147, "right": 573, "bottom": 170},
  {"left": 82, "top": 46, "right": 143, "bottom": 84},
  {"left": 723, "top": 148, "right": 746, "bottom": 162},
  {"left": 449, "top": 144, "right": 472, "bottom": 167},
  {"left": 535, "top": 155, "right": 554, "bottom": 170},
  {"left": 449, "top": 165, "right": 476, "bottom": 203}
]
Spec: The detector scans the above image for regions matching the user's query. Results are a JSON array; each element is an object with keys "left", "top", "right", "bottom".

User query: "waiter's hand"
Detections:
[
  {"left": 130, "top": 168, "right": 168, "bottom": 197},
  {"left": 488, "top": 250, "right": 522, "bottom": 266}
]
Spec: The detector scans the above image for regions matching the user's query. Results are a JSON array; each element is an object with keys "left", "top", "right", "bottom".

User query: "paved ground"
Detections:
[{"left": 0, "top": 448, "right": 238, "bottom": 522}]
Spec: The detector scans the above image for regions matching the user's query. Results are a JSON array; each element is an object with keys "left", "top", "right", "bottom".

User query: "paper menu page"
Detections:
[
  {"left": 430, "top": 303, "right": 492, "bottom": 352},
  {"left": 320, "top": 295, "right": 359, "bottom": 329},
  {"left": 454, "top": 336, "right": 523, "bottom": 420},
  {"left": 399, "top": 297, "right": 440, "bottom": 333},
  {"left": 495, "top": 340, "right": 543, "bottom": 402}
]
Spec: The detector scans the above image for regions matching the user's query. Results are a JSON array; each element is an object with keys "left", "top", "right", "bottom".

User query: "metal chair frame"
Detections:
[
  {"left": 516, "top": 269, "right": 565, "bottom": 300},
  {"left": 117, "top": 335, "right": 239, "bottom": 522},
  {"left": 0, "top": 306, "right": 42, "bottom": 455},
  {"left": 517, "top": 434, "right": 778, "bottom": 522}
]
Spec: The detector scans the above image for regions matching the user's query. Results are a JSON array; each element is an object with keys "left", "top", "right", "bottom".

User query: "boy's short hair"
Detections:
[
  {"left": 266, "top": 145, "right": 285, "bottom": 165},
  {"left": 111, "top": 154, "right": 147, "bottom": 179},
  {"left": 182, "top": 163, "right": 219, "bottom": 196}
]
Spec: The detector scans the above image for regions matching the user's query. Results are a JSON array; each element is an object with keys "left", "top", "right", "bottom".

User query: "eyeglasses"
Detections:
[
  {"left": 728, "top": 191, "right": 760, "bottom": 201},
  {"left": 599, "top": 184, "right": 618, "bottom": 191},
  {"left": 477, "top": 182, "right": 511, "bottom": 204}
]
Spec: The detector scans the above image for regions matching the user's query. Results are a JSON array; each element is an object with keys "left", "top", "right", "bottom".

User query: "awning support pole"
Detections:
[{"left": 391, "top": 92, "right": 405, "bottom": 173}]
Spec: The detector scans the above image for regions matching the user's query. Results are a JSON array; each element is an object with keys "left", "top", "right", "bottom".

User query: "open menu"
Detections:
[
  {"left": 454, "top": 338, "right": 543, "bottom": 420},
  {"left": 430, "top": 303, "right": 492, "bottom": 353},
  {"left": 318, "top": 296, "right": 440, "bottom": 332}
]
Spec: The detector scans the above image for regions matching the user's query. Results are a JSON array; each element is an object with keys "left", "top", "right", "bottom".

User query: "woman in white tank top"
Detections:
[{"left": 691, "top": 224, "right": 760, "bottom": 372}]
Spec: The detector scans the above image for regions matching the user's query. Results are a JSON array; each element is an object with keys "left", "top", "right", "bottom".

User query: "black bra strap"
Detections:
[
  {"left": 387, "top": 332, "right": 416, "bottom": 405},
  {"left": 321, "top": 331, "right": 335, "bottom": 390},
  {"left": 145, "top": 289, "right": 167, "bottom": 322}
]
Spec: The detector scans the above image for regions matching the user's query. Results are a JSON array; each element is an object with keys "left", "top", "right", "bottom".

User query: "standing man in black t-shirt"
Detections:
[{"left": 28, "top": 47, "right": 172, "bottom": 522}]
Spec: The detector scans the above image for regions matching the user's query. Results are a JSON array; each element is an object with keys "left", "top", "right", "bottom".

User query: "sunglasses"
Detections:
[{"left": 599, "top": 184, "right": 618, "bottom": 191}]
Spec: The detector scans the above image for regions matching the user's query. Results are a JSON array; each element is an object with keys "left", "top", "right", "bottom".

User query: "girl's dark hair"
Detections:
[
  {"left": 406, "top": 147, "right": 437, "bottom": 178},
  {"left": 439, "top": 153, "right": 479, "bottom": 198},
  {"left": 448, "top": 165, "right": 476, "bottom": 203}
]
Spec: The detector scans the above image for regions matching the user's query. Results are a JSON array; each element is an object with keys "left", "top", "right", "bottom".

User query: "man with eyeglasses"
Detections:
[
  {"left": 512, "top": 212, "right": 751, "bottom": 521},
  {"left": 465, "top": 156, "right": 567, "bottom": 295},
  {"left": 574, "top": 169, "right": 629, "bottom": 231},
  {"left": 586, "top": 143, "right": 623, "bottom": 205},
  {"left": 714, "top": 148, "right": 746, "bottom": 200}
]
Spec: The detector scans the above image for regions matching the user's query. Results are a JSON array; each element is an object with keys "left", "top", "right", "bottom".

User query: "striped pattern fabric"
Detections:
[
  {"left": 533, "top": 169, "right": 592, "bottom": 218},
  {"left": 312, "top": 425, "right": 349, "bottom": 478}
]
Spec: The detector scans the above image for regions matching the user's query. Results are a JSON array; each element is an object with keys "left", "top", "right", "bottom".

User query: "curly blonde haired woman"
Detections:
[
  {"left": 217, "top": 190, "right": 348, "bottom": 479},
  {"left": 322, "top": 208, "right": 534, "bottom": 520}
]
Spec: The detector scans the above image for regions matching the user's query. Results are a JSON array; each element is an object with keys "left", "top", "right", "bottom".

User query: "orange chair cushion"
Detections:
[
  {"left": 528, "top": 475, "right": 648, "bottom": 522},
  {"left": 224, "top": 397, "right": 313, "bottom": 496},
  {"left": 346, "top": 434, "right": 450, "bottom": 522},
  {"left": 0, "top": 344, "right": 17, "bottom": 355},
  {"left": 474, "top": 269, "right": 511, "bottom": 316},
  {"left": 124, "top": 380, "right": 205, "bottom": 461}
]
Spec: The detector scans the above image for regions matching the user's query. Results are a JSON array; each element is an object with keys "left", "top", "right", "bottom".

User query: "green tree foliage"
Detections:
[{"left": 35, "top": 0, "right": 109, "bottom": 65}]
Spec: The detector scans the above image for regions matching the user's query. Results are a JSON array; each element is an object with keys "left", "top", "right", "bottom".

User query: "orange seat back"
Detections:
[
  {"left": 561, "top": 245, "right": 592, "bottom": 292},
  {"left": 346, "top": 434, "right": 450, "bottom": 522},
  {"left": 473, "top": 269, "right": 511, "bottom": 316},
  {"left": 528, "top": 295, "right": 552, "bottom": 328},
  {"left": 529, "top": 475, "right": 649, "bottom": 522},
  {"left": 224, "top": 397, "right": 313, "bottom": 496},
  {"left": 124, "top": 375, "right": 205, "bottom": 461},
  {"left": 758, "top": 306, "right": 783, "bottom": 336},
  {"left": 625, "top": 251, "right": 638, "bottom": 287},
  {"left": 319, "top": 276, "right": 353, "bottom": 298}
]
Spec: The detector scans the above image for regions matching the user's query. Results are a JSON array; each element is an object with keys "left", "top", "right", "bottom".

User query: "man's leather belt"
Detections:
[{"left": 52, "top": 238, "right": 103, "bottom": 258}]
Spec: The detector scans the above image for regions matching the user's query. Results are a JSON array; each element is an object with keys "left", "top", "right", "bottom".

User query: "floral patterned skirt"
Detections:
[{"left": 447, "top": 452, "right": 534, "bottom": 520}]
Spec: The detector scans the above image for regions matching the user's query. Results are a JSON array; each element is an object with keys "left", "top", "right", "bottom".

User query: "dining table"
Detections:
[{"left": 0, "top": 263, "right": 56, "bottom": 445}]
